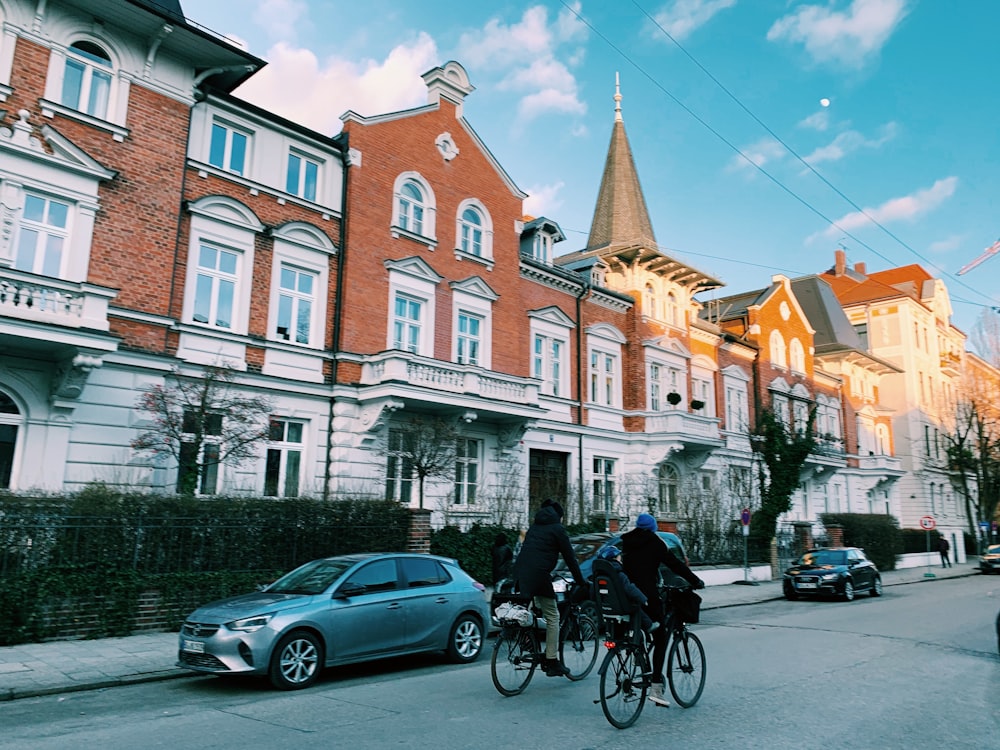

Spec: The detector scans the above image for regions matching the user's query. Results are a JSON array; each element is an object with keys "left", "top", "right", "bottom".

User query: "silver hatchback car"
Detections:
[{"left": 178, "top": 552, "right": 490, "bottom": 690}]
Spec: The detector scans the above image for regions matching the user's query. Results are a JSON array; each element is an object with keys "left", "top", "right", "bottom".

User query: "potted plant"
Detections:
[
  {"left": 666, "top": 392, "right": 682, "bottom": 406},
  {"left": 690, "top": 399, "right": 705, "bottom": 411}
]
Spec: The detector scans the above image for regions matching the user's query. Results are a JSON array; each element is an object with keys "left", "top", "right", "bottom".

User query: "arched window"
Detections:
[
  {"left": 666, "top": 292, "right": 679, "bottom": 327},
  {"left": 789, "top": 338, "right": 805, "bottom": 373},
  {"left": 62, "top": 41, "right": 112, "bottom": 118},
  {"left": 392, "top": 173, "right": 436, "bottom": 241},
  {"left": 0, "top": 391, "right": 22, "bottom": 489},
  {"left": 398, "top": 181, "right": 425, "bottom": 235},
  {"left": 455, "top": 199, "right": 492, "bottom": 259},
  {"left": 644, "top": 283, "right": 656, "bottom": 319},
  {"left": 657, "top": 463, "right": 679, "bottom": 515},
  {"left": 769, "top": 330, "right": 787, "bottom": 369}
]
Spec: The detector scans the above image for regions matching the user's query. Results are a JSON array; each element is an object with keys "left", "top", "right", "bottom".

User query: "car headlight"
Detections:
[
  {"left": 227, "top": 613, "right": 274, "bottom": 632},
  {"left": 821, "top": 573, "right": 839, "bottom": 582}
]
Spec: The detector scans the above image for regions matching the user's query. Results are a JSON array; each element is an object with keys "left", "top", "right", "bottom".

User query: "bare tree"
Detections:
[
  {"left": 132, "top": 363, "right": 272, "bottom": 496},
  {"left": 381, "top": 416, "right": 461, "bottom": 509}
]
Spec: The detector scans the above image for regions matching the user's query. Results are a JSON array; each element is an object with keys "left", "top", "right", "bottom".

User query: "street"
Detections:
[{"left": 2, "top": 575, "right": 998, "bottom": 750}]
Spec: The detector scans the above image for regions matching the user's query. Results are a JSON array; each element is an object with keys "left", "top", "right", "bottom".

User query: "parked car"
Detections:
[
  {"left": 782, "top": 547, "right": 883, "bottom": 601},
  {"left": 552, "top": 530, "right": 689, "bottom": 589},
  {"left": 177, "top": 552, "right": 490, "bottom": 690},
  {"left": 979, "top": 544, "right": 1000, "bottom": 574}
]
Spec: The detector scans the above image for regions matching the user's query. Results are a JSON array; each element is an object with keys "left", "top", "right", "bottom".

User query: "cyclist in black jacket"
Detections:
[
  {"left": 621, "top": 513, "right": 704, "bottom": 706},
  {"left": 512, "top": 499, "right": 585, "bottom": 676}
]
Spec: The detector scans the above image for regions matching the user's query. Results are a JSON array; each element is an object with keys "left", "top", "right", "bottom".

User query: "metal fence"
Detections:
[{"left": 0, "top": 516, "right": 407, "bottom": 577}]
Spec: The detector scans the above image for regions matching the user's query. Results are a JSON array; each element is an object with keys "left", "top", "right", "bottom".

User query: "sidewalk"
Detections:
[{"left": 0, "top": 560, "right": 981, "bottom": 702}]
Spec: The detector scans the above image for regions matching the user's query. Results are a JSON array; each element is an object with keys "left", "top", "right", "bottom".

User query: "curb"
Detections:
[{"left": 2, "top": 668, "right": 191, "bottom": 703}]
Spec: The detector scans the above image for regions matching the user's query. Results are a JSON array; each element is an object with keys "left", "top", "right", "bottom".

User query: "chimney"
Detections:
[
  {"left": 834, "top": 248, "right": 846, "bottom": 276},
  {"left": 854, "top": 262, "right": 866, "bottom": 275}
]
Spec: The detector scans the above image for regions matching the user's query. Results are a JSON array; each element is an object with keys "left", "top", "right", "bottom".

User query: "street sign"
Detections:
[
  {"left": 741, "top": 508, "right": 751, "bottom": 526},
  {"left": 919, "top": 515, "right": 936, "bottom": 531}
]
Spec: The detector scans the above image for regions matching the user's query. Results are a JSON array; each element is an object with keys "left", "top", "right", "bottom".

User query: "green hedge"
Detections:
[
  {"left": 820, "top": 513, "right": 902, "bottom": 571},
  {"left": 430, "top": 523, "right": 521, "bottom": 586}
]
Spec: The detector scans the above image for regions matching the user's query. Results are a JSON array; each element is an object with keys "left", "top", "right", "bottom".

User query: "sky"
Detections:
[{"left": 181, "top": 0, "right": 1000, "bottom": 345}]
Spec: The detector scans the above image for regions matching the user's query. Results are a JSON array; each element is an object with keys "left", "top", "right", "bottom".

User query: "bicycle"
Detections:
[
  {"left": 490, "top": 577, "right": 599, "bottom": 696},
  {"left": 593, "top": 568, "right": 706, "bottom": 728}
]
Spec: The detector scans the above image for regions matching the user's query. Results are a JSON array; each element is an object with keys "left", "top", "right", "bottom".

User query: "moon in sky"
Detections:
[{"left": 820, "top": 98, "right": 831, "bottom": 107}]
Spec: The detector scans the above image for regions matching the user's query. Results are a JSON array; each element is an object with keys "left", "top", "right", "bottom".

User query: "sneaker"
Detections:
[
  {"left": 649, "top": 682, "right": 670, "bottom": 707},
  {"left": 542, "top": 659, "right": 570, "bottom": 677}
]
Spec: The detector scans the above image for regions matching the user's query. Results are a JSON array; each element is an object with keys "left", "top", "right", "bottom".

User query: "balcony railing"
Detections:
[
  {"left": 857, "top": 454, "right": 902, "bottom": 472},
  {"left": 0, "top": 269, "right": 115, "bottom": 331},
  {"left": 645, "top": 410, "right": 721, "bottom": 441},
  {"left": 360, "top": 351, "right": 540, "bottom": 405}
]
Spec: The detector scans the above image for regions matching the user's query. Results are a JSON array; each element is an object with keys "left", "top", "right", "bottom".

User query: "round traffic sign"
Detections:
[
  {"left": 919, "top": 515, "right": 936, "bottom": 531},
  {"left": 741, "top": 508, "right": 751, "bottom": 526}
]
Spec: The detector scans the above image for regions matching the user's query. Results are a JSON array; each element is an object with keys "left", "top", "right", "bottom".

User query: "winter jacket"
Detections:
[
  {"left": 621, "top": 527, "right": 702, "bottom": 622},
  {"left": 491, "top": 542, "right": 514, "bottom": 585},
  {"left": 512, "top": 505, "right": 585, "bottom": 598},
  {"left": 601, "top": 558, "right": 647, "bottom": 609}
]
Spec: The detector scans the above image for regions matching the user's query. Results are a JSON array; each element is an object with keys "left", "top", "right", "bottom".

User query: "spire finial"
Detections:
[{"left": 614, "top": 72, "right": 622, "bottom": 122}]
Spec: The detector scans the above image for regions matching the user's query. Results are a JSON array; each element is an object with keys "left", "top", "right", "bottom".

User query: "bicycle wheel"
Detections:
[
  {"left": 491, "top": 627, "right": 538, "bottom": 696},
  {"left": 598, "top": 643, "right": 649, "bottom": 729},
  {"left": 560, "top": 613, "right": 599, "bottom": 681},
  {"left": 666, "top": 629, "right": 706, "bottom": 708}
]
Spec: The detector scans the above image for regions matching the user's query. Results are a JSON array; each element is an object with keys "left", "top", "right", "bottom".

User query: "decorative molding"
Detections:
[{"left": 52, "top": 353, "right": 103, "bottom": 401}]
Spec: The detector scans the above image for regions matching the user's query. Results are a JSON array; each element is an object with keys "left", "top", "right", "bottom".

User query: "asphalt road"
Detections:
[{"left": 2, "top": 575, "right": 997, "bottom": 750}]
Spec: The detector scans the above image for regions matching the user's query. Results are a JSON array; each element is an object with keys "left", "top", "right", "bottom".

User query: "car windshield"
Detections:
[
  {"left": 986, "top": 545, "right": 1000, "bottom": 555},
  {"left": 267, "top": 558, "right": 359, "bottom": 595},
  {"left": 799, "top": 550, "right": 847, "bottom": 566}
]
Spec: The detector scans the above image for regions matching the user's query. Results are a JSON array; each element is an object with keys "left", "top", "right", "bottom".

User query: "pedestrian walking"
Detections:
[
  {"left": 491, "top": 533, "right": 514, "bottom": 586},
  {"left": 937, "top": 535, "right": 951, "bottom": 568}
]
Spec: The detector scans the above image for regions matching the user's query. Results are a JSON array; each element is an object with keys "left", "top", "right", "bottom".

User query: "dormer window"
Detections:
[
  {"left": 62, "top": 42, "right": 112, "bottom": 119},
  {"left": 532, "top": 232, "right": 552, "bottom": 263}
]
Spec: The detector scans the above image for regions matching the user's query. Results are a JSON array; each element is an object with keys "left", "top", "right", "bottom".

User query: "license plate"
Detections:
[
  {"left": 796, "top": 582, "right": 818, "bottom": 589},
  {"left": 183, "top": 640, "right": 205, "bottom": 653}
]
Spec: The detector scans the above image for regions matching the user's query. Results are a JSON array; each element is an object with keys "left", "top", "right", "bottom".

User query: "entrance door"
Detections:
[{"left": 528, "top": 449, "right": 568, "bottom": 518}]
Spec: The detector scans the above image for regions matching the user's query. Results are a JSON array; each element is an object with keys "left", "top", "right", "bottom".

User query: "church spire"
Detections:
[{"left": 585, "top": 73, "right": 657, "bottom": 254}]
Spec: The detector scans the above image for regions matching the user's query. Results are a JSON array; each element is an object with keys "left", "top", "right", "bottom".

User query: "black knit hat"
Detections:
[{"left": 541, "top": 498, "right": 564, "bottom": 518}]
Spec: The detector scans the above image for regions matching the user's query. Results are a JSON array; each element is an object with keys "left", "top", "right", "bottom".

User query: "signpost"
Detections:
[
  {"left": 734, "top": 508, "right": 758, "bottom": 585},
  {"left": 920, "top": 515, "right": 936, "bottom": 578}
]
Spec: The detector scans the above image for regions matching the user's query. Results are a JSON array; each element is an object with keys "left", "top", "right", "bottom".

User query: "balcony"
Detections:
[
  {"left": 857, "top": 453, "right": 903, "bottom": 473},
  {"left": 645, "top": 411, "right": 724, "bottom": 455},
  {"left": 939, "top": 351, "right": 961, "bottom": 377},
  {"left": 357, "top": 351, "right": 544, "bottom": 419}
]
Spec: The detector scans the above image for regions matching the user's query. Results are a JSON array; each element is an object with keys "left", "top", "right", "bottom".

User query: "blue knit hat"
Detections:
[{"left": 635, "top": 513, "right": 657, "bottom": 531}]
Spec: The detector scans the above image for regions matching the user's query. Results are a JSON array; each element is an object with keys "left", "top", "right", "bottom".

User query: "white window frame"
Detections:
[
  {"left": 208, "top": 119, "right": 252, "bottom": 176},
  {"left": 722, "top": 365, "right": 750, "bottom": 432},
  {"left": 769, "top": 329, "right": 787, "bottom": 369},
  {"left": 264, "top": 418, "right": 305, "bottom": 497},
  {"left": 267, "top": 224, "right": 333, "bottom": 349},
  {"left": 61, "top": 41, "right": 113, "bottom": 120},
  {"left": 586, "top": 324, "right": 625, "bottom": 408},
  {"left": 531, "top": 232, "right": 553, "bottom": 263},
  {"left": 649, "top": 362, "right": 663, "bottom": 410},
  {"left": 14, "top": 192, "right": 71, "bottom": 277},
  {"left": 455, "top": 310, "right": 482, "bottom": 366},
  {"left": 454, "top": 437, "right": 481, "bottom": 505},
  {"left": 592, "top": 456, "right": 617, "bottom": 513},
  {"left": 391, "top": 172, "right": 436, "bottom": 242},
  {"left": 529, "top": 308, "right": 574, "bottom": 398},
  {"left": 286, "top": 149, "right": 321, "bottom": 202},
  {"left": 0, "top": 389, "right": 25, "bottom": 491},
  {"left": 789, "top": 337, "right": 806, "bottom": 374},
  {"left": 385, "top": 257, "right": 441, "bottom": 357},
  {"left": 451, "top": 277, "right": 497, "bottom": 369},
  {"left": 455, "top": 198, "right": 493, "bottom": 259},
  {"left": 385, "top": 428, "right": 414, "bottom": 503},
  {"left": 658, "top": 463, "right": 679, "bottom": 515},
  {"left": 690, "top": 356, "right": 716, "bottom": 417}
]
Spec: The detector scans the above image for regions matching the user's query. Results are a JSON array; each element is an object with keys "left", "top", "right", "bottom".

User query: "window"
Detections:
[
  {"left": 789, "top": 338, "right": 805, "bottom": 374},
  {"left": 456, "top": 311, "right": 482, "bottom": 365},
  {"left": 692, "top": 377, "right": 713, "bottom": 414},
  {"left": 769, "top": 330, "right": 787, "bottom": 369},
  {"left": 209, "top": 121, "right": 249, "bottom": 175},
  {"left": 0, "top": 392, "right": 21, "bottom": 490},
  {"left": 402, "top": 557, "right": 450, "bottom": 587},
  {"left": 666, "top": 292, "right": 679, "bottom": 327},
  {"left": 264, "top": 419, "right": 303, "bottom": 497},
  {"left": 392, "top": 293, "right": 423, "bottom": 353},
  {"left": 592, "top": 457, "right": 616, "bottom": 512},
  {"left": 534, "top": 334, "right": 566, "bottom": 397},
  {"left": 192, "top": 244, "right": 239, "bottom": 329},
  {"left": 177, "top": 410, "right": 222, "bottom": 495},
  {"left": 725, "top": 384, "right": 747, "bottom": 430},
  {"left": 875, "top": 424, "right": 890, "bottom": 455},
  {"left": 644, "top": 284, "right": 657, "bottom": 319},
  {"left": 454, "top": 437, "right": 481, "bottom": 505},
  {"left": 62, "top": 42, "right": 112, "bottom": 118},
  {"left": 385, "top": 429, "right": 413, "bottom": 503},
  {"left": 589, "top": 349, "right": 619, "bottom": 407},
  {"left": 773, "top": 394, "right": 790, "bottom": 427},
  {"left": 649, "top": 363, "right": 662, "bottom": 410},
  {"left": 398, "top": 181, "right": 425, "bottom": 235},
  {"left": 344, "top": 559, "right": 398, "bottom": 594},
  {"left": 658, "top": 463, "right": 679, "bottom": 514},
  {"left": 532, "top": 232, "right": 552, "bottom": 263},
  {"left": 15, "top": 194, "right": 69, "bottom": 276},
  {"left": 286, "top": 151, "right": 319, "bottom": 201},
  {"left": 792, "top": 400, "right": 809, "bottom": 435},
  {"left": 459, "top": 207, "right": 483, "bottom": 255},
  {"left": 275, "top": 265, "right": 315, "bottom": 344}
]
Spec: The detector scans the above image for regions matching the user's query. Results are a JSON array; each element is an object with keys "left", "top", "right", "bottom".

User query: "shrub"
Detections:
[
  {"left": 430, "top": 523, "right": 521, "bottom": 585},
  {"left": 820, "top": 513, "right": 902, "bottom": 571}
]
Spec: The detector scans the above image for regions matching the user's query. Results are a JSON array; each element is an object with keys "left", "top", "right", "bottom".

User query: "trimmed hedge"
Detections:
[
  {"left": 430, "top": 523, "right": 521, "bottom": 586},
  {"left": 820, "top": 513, "right": 902, "bottom": 571}
]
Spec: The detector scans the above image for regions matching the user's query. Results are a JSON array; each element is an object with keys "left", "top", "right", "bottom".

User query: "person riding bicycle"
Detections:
[
  {"left": 620, "top": 513, "right": 704, "bottom": 706},
  {"left": 512, "top": 499, "right": 586, "bottom": 677},
  {"left": 595, "top": 545, "right": 655, "bottom": 634}
]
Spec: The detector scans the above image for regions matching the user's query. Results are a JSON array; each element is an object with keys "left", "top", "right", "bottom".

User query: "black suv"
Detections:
[{"left": 783, "top": 547, "right": 883, "bottom": 601}]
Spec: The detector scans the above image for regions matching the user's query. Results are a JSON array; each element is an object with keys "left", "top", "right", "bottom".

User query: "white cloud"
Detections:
[
  {"left": 767, "top": 0, "right": 910, "bottom": 68},
  {"left": 457, "top": 5, "right": 587, "bottom": 125},
  {"left": 253, "top": 0, "right": 308, "bottom": 44},
  {"left": 524, "top": 181, "right": 566, "bottom": 218},
  {"left": 928, "top": 235, "right": 964, "bottom": 254},
  {"left": 799, "top": 109, "right": 831, "bottom": 131},
  {"left": 728, "top": 137, "right": 786, "bottom": 171},
  {"left": 803, "top": 122, "right": 897, "bottom": 165},
  {"left": 816, "top": 176, "right": 958, "bottom": 239},
  {"left": 652, "top": 0, "right": 738, "bottom": 41},
  {"left": 234, "top": 34, "right": 439, "bottom": 135}
]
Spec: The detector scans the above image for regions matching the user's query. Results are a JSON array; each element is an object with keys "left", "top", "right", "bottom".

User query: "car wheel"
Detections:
[
  {"left": 269, "top": 630, "right": 323, "bottom": 690},
  {"left": 447, "top": 614, "right": 484, "bottom": 664},
  {"left": 842, "top": 579, "right": 855, "bottom": 602},
  {"left": 783, "top": 582, "right": 798, "bottom": 600},
  {"left": 870, "top": 575, "right": 883, "bottom": 597}
]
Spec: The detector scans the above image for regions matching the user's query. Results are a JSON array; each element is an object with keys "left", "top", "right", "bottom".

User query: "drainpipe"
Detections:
[
  {"left": 323, "top": 132, "right": 350, "bottom": 501},
  {"left": 575, "top": 279, "right": 590, "bottom": 523}
]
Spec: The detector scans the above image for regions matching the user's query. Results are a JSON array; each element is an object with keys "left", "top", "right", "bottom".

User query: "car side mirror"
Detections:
[{"left": 334, "top": 582, "right": 367, "bottom": 599}]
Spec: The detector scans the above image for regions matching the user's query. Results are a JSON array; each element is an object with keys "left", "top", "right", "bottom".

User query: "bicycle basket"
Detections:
[
  {"left": 494, "top": 601, "right": 533, "bottom": 626},
  {"left": 671, "top": 588, "right": 702, "bottom": 624}
]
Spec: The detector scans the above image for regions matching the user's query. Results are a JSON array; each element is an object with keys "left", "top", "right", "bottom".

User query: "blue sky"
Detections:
[{"left": 182, "top": 0, "right": 999, "bottom": 340}]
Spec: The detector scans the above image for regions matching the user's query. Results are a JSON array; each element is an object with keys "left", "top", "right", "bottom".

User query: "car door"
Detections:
[
  {"left": 398, "top": 556, "right": 454, "bottom": 650},
  {"left": 324, "top": 558, "right": 405, "bottom": 663},
  {"left": 848, "top": 549, "right": 873, "bottom": 590}
]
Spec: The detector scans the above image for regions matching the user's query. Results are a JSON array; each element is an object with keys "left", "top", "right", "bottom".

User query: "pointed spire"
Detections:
[{"left": 585, "top": 73, "right": 657, "bottom": 254}]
